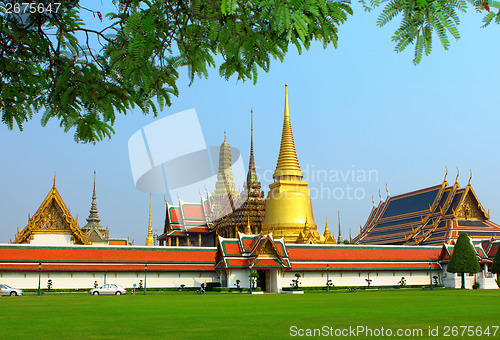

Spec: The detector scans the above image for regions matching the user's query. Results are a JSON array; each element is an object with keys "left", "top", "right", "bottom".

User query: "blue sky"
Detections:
[{"left": 1, "top": 3, "right": 500, "bottom": 244}]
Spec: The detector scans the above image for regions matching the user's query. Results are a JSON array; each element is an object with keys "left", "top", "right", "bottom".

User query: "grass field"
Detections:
[{"left": 1, "top": 289, "right": 499, "bottom": 339}]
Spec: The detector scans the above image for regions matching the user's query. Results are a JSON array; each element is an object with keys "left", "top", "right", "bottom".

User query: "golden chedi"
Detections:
[{"left": 262, "top": 85, "right": 320, "bottom": 243}]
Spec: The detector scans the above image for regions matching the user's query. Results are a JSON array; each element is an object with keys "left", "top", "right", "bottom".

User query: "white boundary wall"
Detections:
[
  {"left": 0, "top": 271, "right": 220, "bottom": 290},
  {"left": 2, "top": 268, "right": 497, "bottom": 290}
]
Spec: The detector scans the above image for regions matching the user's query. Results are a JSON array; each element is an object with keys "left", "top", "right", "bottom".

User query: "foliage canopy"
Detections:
[
  {"left": 361, "top": 0, "right": 500, "bottom": 65},
  {"left": 0, "top": 0, "right": 351, "bottom": 143},
  {"left": 0, "top": 0, "right": 497, "bottom": 142}
]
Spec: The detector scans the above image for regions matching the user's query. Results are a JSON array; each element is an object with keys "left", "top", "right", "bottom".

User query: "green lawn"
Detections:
[{"left": 1, "top": 289, "right": 499, "bottom": 339}]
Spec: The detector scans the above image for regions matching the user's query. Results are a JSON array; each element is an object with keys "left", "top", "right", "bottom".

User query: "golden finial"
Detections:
[
  {"left": 455, "top": 168, "right": 459, "bottom": 183},
  {"left": 146, "top": 193, "right": 154, "bottom": 246},
  {"left": 273, "top": 84, "right": 303, "bottom": 179},
  {"left": 303, "top": 217, "right": 310, "bottom": 234},
  {"left": 324, "top": 217, "right": 331, "bottom": 237},
  {"left": 385, "top": 183, "right": 390, "bottom": 197},
  {"left": 468, "top": 169, "right": 472, "bottom": 186},
  {"left": 378, "top": 189, "right": 382, "bottom": 201},
  {"left": 224, "top": 130, "right": 226, "bottom": 141},
  {"left": 245, "top": 215, "right": 252, "bottom": 234},
  {"left": 371, "top": 196, "right": 374, "bottom": 206},
  {"left": 53, "top": 172, "right": 56, "bottom": 188}
]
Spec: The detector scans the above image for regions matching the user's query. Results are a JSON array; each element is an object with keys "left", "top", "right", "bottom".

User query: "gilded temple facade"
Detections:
[
  {"left": 12, "top": 175, "right": 89, "bottom": 246},
  {"left": 213, "top": 111, "right": 266, "bottom": 238}
]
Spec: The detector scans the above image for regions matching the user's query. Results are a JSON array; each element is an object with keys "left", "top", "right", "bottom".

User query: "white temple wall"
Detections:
[
  {"left": 2, "top": 267, "right": 495, "bottom": 290},
  {"left": 226, "top": 269, "right": 251, "bottom": 288},
  {"left": 281, "top": 270, "right": 438, "bottom": 289},
  {"left": 0, "top": 271, "right": 220, "bottom": 289},
  {"left": 440, "top": 264, "right": 498, "bottom": 289},
  {"left": 268, "top": 269, "right": 281, "bottom": 293},
  {"left": 29, "top": 233, "right": 74, "bottom": 246}
]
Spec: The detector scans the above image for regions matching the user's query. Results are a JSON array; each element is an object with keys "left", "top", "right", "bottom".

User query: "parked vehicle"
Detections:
[
  {"left": 89, "top": 284, "right": 126, "bottom": 295},
  {"left": 0, "top": 284, "right": 23, "bottom": 296}
]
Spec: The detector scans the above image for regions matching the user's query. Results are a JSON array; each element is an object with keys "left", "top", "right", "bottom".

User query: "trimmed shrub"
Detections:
[{"left": 447, "top": 233, "right": 481, "bottom": 289}]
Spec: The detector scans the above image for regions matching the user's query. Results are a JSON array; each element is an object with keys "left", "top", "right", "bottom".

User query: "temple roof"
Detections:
[
  {"left": 158, "top": 195, "right": 213, "bottom": 240},
  {"left": 355, "top": 172, "right": 500, "bottom": 246},
  {"left": 215, "top": 233, "right": 290, "bottom": 270},
  {"left": 0, "top": 244, "right": 216, "bottom": 272},
  {"left": 439, "top": 240, "right": 492, "bottom": 264}
]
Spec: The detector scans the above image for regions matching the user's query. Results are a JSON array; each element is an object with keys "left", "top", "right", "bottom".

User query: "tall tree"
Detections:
[
  {"left": 492, "top": 243, "right": 500, "bottom": 280},
  {"left": 0, "top": 0, "right": 351, "bottom": 143},
  {"left": 447, "top": 233, "right": 480, "bottom": 289}
]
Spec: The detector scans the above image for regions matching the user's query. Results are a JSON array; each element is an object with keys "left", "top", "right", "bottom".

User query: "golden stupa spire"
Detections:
[
  {"left": 323, "top": 218, "right": 331, "bottom": 237},
  {"left": 53, "top": 172, "right": 56, "bottom": 188},
  {"left": 273, "top": 84, "right": 303, "bottom": 179},
  {"left": 145, "top": 193, "right": 154, "bottom": 246}
]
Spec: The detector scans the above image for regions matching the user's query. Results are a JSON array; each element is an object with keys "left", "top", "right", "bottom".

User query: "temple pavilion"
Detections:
[
  {"left": 354, "top": 170, "right": 500, "bottom": 246},
  {"left": 11, "top": 175, "right": 89, "bottom": 246},
  {"left": 12, "top": 173, "right": 128, "bottom": 246}
]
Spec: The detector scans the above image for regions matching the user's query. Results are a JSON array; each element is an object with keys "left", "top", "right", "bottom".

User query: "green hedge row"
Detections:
[{"left": 282, "top": 284, "right": 444, "bottom": 291}]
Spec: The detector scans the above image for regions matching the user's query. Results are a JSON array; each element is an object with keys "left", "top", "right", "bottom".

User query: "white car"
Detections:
[
  {"left": 0, "top": 284, "right": 23, "bottom": 296},
  {"left": 89, "top": 284, "right": 127, "bottom": 295}
]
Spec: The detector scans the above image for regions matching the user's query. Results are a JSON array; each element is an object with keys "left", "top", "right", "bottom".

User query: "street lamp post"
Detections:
[
  {"left": 38, "top": 262, "right": 41, "bottom": 296},
  {"left": 326, "top": 264, "right": 330, "bottom": 292},
  {"left": 144, "top": 264, "right": 147, "bottom": 295},
  {"left": 429, "top": 262, "right": 433, "bottom": 291},
  {"left": 249, "top": 266, "right": 253, "bottom": 294}
]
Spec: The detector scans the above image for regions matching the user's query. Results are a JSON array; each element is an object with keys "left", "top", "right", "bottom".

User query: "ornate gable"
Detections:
[
  {"left": 12, "top": 179, "right": 89, "bottom": 245},
  {"left": 215, "top": 233, "right": 290, "bottom": 270},
  {"left": 454, "top": 185, "right": 488, "bottom": 221}
]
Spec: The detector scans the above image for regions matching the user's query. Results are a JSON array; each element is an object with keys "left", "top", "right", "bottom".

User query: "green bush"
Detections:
[{"left": 213, "top": 287, "right": 261, "bottom": 292}]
